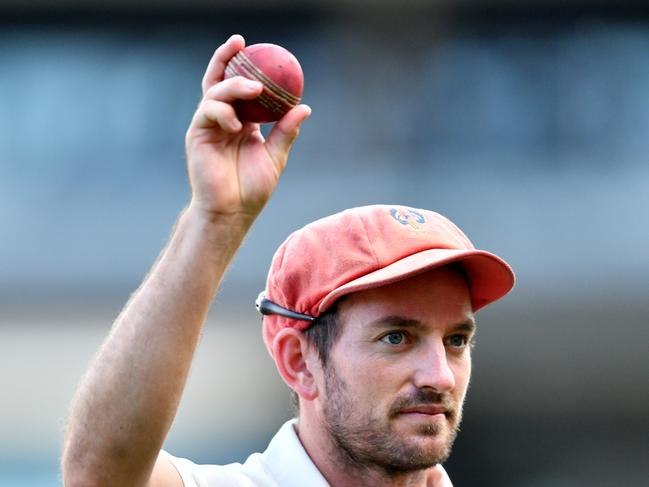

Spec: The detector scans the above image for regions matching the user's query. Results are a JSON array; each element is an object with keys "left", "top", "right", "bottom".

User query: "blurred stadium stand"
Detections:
[{"left": 1, "top": 2, "right": 648, "bottom": 486}]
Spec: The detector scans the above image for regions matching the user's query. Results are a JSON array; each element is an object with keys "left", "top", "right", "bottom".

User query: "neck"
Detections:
[{"left": 296, "top": 414, "right": 437, "bottom": 487}]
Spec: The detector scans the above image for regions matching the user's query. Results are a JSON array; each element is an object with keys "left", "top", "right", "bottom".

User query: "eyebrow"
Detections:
[
  {"left": 453, "top": 320, "right": 477, "bottom": 335},
  {"left": 366, "top": 315, "right": 477, "bottom": 334}
]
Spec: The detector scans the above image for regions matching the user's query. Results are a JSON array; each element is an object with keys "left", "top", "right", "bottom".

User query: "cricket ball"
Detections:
[{"left": 225, "top": 43, "right": 304, "bottom": 123}]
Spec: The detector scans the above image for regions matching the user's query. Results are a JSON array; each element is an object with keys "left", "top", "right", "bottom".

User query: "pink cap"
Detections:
[{"left": 261, "top": 205, "right": 515, "bottom": 357}]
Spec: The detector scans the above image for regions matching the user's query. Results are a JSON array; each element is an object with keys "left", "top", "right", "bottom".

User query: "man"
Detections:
[{"left": 61, "top": 35, "right": 514, "bottom": 487}]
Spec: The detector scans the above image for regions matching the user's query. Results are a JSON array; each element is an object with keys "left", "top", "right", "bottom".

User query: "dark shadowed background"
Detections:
[{"left": 1, "top": 1, "right": 648, "bottom": 486}]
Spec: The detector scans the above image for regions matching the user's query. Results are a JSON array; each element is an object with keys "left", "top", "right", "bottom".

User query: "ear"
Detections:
[{"left": 272, "top": 327, "right": 320, "bottom": 402}]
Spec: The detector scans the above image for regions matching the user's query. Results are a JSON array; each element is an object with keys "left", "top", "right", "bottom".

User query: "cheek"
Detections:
[
  {"left": 356, "top": 362, "right": 408, "bottom": 408},
  {"left": 333, "top": 350, "right": 400, "bottom": 404},
  {"left": 453, "top": 354, "right": 472, "bottom": 396}
]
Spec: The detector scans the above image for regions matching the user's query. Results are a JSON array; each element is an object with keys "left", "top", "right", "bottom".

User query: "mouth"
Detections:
[{"left": 398, "top": 405, "right": 449, "bottom": 417}]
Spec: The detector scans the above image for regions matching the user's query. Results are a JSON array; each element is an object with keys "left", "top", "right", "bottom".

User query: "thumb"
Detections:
[{"left": 265, "top": 104, "right": 311, "bottom": 168}]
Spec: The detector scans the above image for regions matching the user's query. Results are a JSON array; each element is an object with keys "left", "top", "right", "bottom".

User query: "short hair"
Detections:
[{"left": 289, "top": 301, "right": 343, "bottom": 414}]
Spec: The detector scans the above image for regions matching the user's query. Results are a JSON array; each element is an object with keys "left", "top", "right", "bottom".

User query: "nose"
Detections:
[{"left": 412, "top": 341, "right": 456, "bottom": 393}]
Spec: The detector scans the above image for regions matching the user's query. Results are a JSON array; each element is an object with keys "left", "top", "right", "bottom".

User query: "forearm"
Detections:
[
  {"left": 61, "top": 33, "right": 310, "bottom": 486},
  {"left": 62, "top": 205, "right": 254, "bottom": 486}
]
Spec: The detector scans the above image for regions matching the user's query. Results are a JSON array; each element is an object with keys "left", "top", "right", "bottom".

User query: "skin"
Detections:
[
  {"left": 61, "top": 34, "right": 310, "bottom": 487},
  {"left": 276, "top": 267, "right": 474, "bottom": 487},
  {"left": 61, "top": 34, "right": 461, "bottom": 487}
]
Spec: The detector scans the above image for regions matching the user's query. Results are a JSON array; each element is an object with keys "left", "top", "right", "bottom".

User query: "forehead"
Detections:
[{"left": 336, "top": 266, "right": 474, "bottom": 334}]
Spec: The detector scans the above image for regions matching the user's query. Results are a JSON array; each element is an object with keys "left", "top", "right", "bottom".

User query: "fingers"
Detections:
[
  {"left": 201, "top": 34, "right": 246, "bottom": 95},
  {"left": 192, "top": 77, "right": 263, "bottom": 131},
  {"left": 204, "top": 76, "right": 262, "bottom": 103},
  {"left": 265, "top": 104, "right": 312, "bottom": 166},
  {"left": 193, "top": 100, "right": 241, "bottom": 132}
]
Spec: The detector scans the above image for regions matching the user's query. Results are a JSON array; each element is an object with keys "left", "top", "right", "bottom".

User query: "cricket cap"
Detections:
[{"left": 258, "top": 205, "right": 515, "bottom": 357}]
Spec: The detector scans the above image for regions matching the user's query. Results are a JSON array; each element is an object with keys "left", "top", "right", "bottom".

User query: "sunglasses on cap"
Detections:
[{"left": 255, "top": 292, "right": 315, "bottom": 323}]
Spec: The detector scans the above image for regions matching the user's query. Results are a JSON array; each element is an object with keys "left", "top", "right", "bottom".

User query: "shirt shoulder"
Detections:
[
  {"left": 160, "top": 419, "right": 326, "bottom": 487},
  {"left": 161, "top": 450, "right": 274, "bottom": 487}
]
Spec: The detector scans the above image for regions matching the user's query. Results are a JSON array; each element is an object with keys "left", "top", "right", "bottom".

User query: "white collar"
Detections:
[
  {"left": 261, "top": 418, "right": 453, "bottom": 487},
  {"left": 261, "top": 418, "right": 330, "bottom": 487}
]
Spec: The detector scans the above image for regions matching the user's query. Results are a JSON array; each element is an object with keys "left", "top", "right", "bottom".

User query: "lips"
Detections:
[{"left": 399, "top": 405, "right": 448, "bottom": 416}]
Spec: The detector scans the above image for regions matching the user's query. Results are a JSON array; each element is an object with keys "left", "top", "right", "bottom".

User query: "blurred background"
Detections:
[{"left": 1, "top": 1, "right": 648, "bottom": 486}]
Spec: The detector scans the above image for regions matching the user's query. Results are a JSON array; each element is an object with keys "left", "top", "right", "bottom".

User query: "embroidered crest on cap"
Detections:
[{"left": 390, "top": 207, "right": 426, "bottom": 231}]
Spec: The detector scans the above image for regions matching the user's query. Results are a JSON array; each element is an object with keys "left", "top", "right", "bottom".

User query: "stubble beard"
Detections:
[{"left": 321, "top": 362, "right": 462, "bottom": 476}]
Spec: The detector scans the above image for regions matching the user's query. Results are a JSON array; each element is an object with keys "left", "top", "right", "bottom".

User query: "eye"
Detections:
[
  {"left": 380, "top": 332, "right": 406, "bottom": 346},
  {"left": 446, "top": 334, "right": 468, "bottom": 348}
]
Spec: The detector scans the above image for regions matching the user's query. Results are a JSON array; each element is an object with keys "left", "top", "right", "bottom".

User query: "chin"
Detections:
[
  {"left": 413, "top": 433, "right": 455, "bottom": 464},
  {"left": 397, "top": 421, "right": 457, "bottom": 464}
]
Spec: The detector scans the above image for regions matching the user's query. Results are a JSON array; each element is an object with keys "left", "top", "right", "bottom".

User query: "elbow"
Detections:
[
  {"left": 61, "top": 445, "right": 106, "bottom": 487},
  {"left": 61, "top": 466, "right": 98, "bottom": 487},
  {"left": 61, "top": 461, "right": 117, "bottom": 487},
  {"left": 60, "top": 459, "right": 92, "bottom": 487},
  {"left": 61, "top": 442, "right": 147, "bottom": 487},
  {"left": 62, "top": 472, "right": 97, "bottom": 487}
]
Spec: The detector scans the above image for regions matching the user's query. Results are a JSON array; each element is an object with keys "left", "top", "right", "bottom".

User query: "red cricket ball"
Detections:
[{"left": 224, "top": 43, "right": 304, "bottom": 124}]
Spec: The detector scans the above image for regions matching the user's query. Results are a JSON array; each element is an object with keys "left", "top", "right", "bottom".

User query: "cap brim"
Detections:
[{"left": 318, "top": 248, "right": 515, "bottom": 313}]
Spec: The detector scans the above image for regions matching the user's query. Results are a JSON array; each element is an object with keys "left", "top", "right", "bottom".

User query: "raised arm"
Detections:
[{"left": 61, "top": 34, "right": 311, "bottom": 487}]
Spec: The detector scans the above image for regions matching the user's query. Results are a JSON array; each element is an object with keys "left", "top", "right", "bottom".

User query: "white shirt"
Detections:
[{"left": 163, "top": 419, "right": 453, "bottom": 487}]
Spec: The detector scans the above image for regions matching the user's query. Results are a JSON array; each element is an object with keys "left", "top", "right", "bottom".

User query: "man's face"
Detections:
[{"left": 317, "top": 266, "right": 475, "bottom": 473}]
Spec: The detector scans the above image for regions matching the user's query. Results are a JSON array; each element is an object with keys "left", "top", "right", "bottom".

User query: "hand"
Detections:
[{"left": 185, "top": 34, "right": 311, "bottom": 221}]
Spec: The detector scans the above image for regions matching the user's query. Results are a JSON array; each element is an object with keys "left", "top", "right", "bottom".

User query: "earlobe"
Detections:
[{"left": 272, "top": 328, "right": 319, "bottom": 402}]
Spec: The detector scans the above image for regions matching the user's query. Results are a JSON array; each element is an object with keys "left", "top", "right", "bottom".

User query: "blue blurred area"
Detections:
[
  {"left": 0, "top": 465, "right": 57, "bottom": 487},
  {"left": 1, "top": 5, "right": 648, "bottom": 487},
  {"left": 2, "top": 15, "right": 649, "bottom": 291}
]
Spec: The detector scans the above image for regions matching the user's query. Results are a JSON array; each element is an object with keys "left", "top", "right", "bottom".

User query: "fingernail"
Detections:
[{"left": 298, "top": 106, "right": 312, "bottom": 123}]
